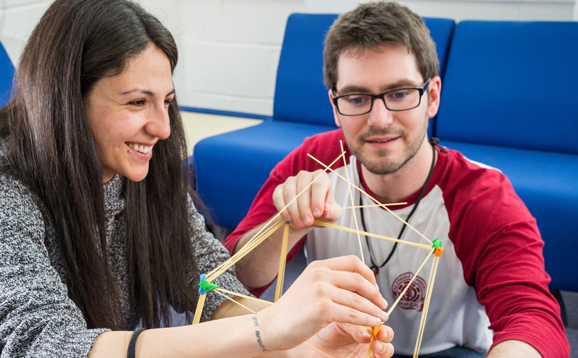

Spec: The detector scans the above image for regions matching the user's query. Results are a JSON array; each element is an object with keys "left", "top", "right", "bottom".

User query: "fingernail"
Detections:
[
  {"left": 373, "top": 317, "right": 382, "bottom": 326},
  {"left": 381, "top": 311, "right": 389, "bottom": 321},
  {"left": 313, "top": 208, "right": 321, "bottom": 216},
  {"left": 286, "top": 215, "right": 291, "bottom": 222},
  {"left": 361, "top": 331, "right": 370, "bottom": 338},
  {"left": 295, "top": 218, "right": 302, "bottom": 226},
  {"left": 304, "top": 215, "right": 312, "bottom": 224},
  {"left": 382, "top": 297, "right": 388, "bottom": 307},
  {"left": 374, "top": 341, "right": 384, "bottom": 351}
]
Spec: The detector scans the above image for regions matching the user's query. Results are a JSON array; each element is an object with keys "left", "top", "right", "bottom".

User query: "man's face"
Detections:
[{"left": 330, "top": 44, "right": 440, "bottom": 175}]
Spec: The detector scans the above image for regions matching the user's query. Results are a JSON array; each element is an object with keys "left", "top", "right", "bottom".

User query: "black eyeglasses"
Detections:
[{"left": 332, "top": 80, "right": 430, "bottom": 116}]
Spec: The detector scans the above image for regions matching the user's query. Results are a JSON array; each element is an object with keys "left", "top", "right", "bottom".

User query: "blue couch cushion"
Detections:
[
  {"left": 272, "top": 14, "right": 338, "bottom": 127},
  {"left": 437, "top": 21, "right": 578, "bottom": 154},
  {"left": 0, "top": 42, "right": 14, "bottom": 108},
  {"left": 441, "top": 140, "right": 578, "bottom": 291},
  {"left": 194, "top": 121, "right": 334, "bottom": 228}
]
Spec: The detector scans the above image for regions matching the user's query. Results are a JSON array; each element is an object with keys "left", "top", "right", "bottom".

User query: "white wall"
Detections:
[
  {"left": 306, "top": 0, "right": 575, "bottom": 21},
  {"left": 0, "top": 0, "right": 575, "bottom": 116}
]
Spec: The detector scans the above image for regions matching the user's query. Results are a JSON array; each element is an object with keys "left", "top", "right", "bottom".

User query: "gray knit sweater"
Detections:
[{"left": 0, "top": 142, "right": 249, "bottom": 357}]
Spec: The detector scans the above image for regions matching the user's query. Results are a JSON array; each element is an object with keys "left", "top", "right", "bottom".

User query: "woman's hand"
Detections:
[{"left": 256, "top": 256, "right": 389, "bottom": 353}]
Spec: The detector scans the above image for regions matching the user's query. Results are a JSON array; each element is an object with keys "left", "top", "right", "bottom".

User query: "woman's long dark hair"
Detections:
[{"left": 0, "top": 0, "right": 199, "bottom": 329}]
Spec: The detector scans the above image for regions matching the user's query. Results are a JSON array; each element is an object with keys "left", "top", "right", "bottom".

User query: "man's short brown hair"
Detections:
[{"left": 323, "top": 1, "right": 439, "bottom": 90}]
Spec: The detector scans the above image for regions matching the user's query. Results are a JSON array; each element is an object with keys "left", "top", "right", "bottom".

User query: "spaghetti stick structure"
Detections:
[
  {"left": 192, "top": 144, "right": 443, "bottom": 358},
  {"left": 339, "top": 140, "right": 366, "bottom": 264},
  {"left": 274, "top": 223, "right": 290, "bottom": 302},
  {"left": 325, "top": 202, "right": 407, "bottom": 210}
]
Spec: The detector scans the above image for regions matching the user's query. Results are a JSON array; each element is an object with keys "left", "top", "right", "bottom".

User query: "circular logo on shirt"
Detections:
[{"left": 391, "top": 272, "right": 427, "bottom": 311}]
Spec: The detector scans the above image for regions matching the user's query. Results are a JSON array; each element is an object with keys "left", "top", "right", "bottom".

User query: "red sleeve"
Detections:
[
  {"left": 223, "top": 130, "right": 346, "bottom": 296},
  {"left": 442, "top": 151, "right": 569, "bottom": 358}
]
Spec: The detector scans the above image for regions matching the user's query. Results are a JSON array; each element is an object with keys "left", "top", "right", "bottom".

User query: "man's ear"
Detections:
[
  {"left": 427, "top": 76, "right": 442, "bottom": 119},
  {"left": 329, "top": 89, "right": 341, "bottom": 128}
]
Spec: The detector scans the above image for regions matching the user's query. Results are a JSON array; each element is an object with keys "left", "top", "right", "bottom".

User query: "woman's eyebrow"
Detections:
[{"left": 119, "top": 88, "right": 176, "bottom": 97}]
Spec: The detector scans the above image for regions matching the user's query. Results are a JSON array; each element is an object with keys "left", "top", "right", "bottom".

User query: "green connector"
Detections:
[
  {"left": 198, "top": 273, "right": 220, "bottom": 295},
  {"left": 432, "top": 238, "right": 443, "bottom": 256}
]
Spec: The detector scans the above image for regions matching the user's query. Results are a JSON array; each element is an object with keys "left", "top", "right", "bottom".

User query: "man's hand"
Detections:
[
  {"left": 273, "top": 169, "right": 342, "bottom": 229},
  {"left": 234, "top": 169, "right": 342, "bottom": 289}
]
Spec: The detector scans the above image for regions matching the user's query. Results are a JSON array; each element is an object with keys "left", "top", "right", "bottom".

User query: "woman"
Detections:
[{"left": 0, "top": 0, "right": 394, "bottom": 357}]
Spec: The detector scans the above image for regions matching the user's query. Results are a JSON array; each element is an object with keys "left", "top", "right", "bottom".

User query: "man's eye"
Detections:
[
  {"left": 345, "top": 95, "right": 370, "bottom": 105},
  {"left": 386, "top": 91, "right": 409, "bottom": 101}
]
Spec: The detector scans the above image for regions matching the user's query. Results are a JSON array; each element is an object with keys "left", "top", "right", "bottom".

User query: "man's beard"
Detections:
[{"left": 344, "top": 119, "right": 428, "bottom": 175}]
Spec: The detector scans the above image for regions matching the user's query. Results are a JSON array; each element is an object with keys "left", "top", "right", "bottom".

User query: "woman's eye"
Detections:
[{"left": 129, "top": 99, "right": 146, "bottom": 107}]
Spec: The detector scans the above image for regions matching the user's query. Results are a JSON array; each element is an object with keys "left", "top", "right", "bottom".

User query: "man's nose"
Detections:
[{"left": 367, "top": 96, "right": 394, "bottom": 128}]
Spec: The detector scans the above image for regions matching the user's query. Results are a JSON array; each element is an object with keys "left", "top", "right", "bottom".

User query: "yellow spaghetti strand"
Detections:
[
  {"left": 326, "top": 203, "right": 407, "bottom": 210},
  {"left": 215, "top": 288, "right": 274, "bottom": 306},
  {"left": 304, "top": 342, "right": 334, "bottom": 358},
  {"left": 207, "top": 151, "right": 347, "bottom": 283},
  {"left": 339, "top": 141, "right": 365, "bottom": 264},
  {"left": 314, "top": 220, "right": 431, "bottom": 251},
  {"left": 413, "top": 256, "right": 440, "bottom": 357},
  {"left": 274, "top": 223, "right": 290, "bottom": 302},
  {"left": 387, "top": 253, "right": 433, "bottom": 315},
  {"left": 192, "top": 293, "right": 207, "bottom": 325},
  {"left": 308, "top": 153, "right": 432, "bottom": 245},
  {"left": 207, "top": 219, "right": 286, "bottom": 281},
  {"left": 214, "top": 290, "right": 257, "bottom": 314},
  {"left": 366, "top": 335, "right": 376, "bottom": 358},
  {"left": 413, "top": 253, "right": 437, "bottom": 357}
]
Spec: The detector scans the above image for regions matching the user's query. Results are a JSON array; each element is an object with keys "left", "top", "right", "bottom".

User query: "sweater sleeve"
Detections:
[
  {"left": 0, "top": 173, "right": 108, "bottom": 358},
  {"left": 188, "top": 199, "right": 252, "bottom": 322}
]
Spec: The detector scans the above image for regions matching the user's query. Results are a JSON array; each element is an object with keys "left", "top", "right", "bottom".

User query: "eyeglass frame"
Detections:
[{"left": 331, "top": 79, "right": 430, "bottom": 116}]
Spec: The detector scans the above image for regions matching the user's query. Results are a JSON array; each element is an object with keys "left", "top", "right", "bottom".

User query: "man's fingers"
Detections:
[
  {"left": 282, "top": 176, "right": 303, "bottom": 225},
  {"left": 296, "top": 171, "right": 315, "bottom": 226},
  {"left": 310, "top": 170, "right": 333, "bottom": 219},
  {"left": 272, "top": 184, "right": 291, "bottom": 221}
]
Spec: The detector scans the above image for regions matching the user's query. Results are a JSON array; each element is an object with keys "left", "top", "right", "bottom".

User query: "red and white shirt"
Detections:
[{"left": 225, "top": 129, "right": 568, "bottom": 357}]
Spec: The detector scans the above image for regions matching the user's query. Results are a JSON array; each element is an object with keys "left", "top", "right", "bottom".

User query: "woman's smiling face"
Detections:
[{"left": 85, "top": 44, "right": 175, "bottom": 183}]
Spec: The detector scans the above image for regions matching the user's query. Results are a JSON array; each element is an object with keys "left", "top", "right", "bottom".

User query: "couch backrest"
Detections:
[
  {"left": 0, "top": 42, "right": 14, "bottom": 108},
  {"left": 436, "top": 21, "right": 578, "bottom": 154},
  {"left": 272, "top": 13, "right": 456, "bottom": 131}
]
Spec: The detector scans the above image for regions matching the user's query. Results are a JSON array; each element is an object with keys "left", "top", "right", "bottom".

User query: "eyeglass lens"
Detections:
[{"left": 337, "top": 88, "right": 421, "bottom": 115}]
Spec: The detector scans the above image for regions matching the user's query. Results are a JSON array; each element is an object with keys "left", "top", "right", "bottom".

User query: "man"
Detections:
[{"left": 224, "top": 2, "right": 569, "bottom": 357}]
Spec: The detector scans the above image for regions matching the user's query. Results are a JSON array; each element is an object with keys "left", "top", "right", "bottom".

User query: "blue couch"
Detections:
[
  {"left": 193, "top": 13, "right": 455, "bottom": 229},
  {"left": 193, "top": 15, "right": 578, "bottom": 294},
  {"left": 0, "top": 42, "right": 14, "bottom": 108},
  {"left": 436, "top": 21, "right": 578, "bottom": 292}
]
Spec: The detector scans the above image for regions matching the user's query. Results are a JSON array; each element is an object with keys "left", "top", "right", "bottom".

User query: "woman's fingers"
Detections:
[
  {"left": 314, "top": 284, "right": 387, "bottom": 327},
  {"left": 313, "top": 256, "right": 380, "bottom": 292}
]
